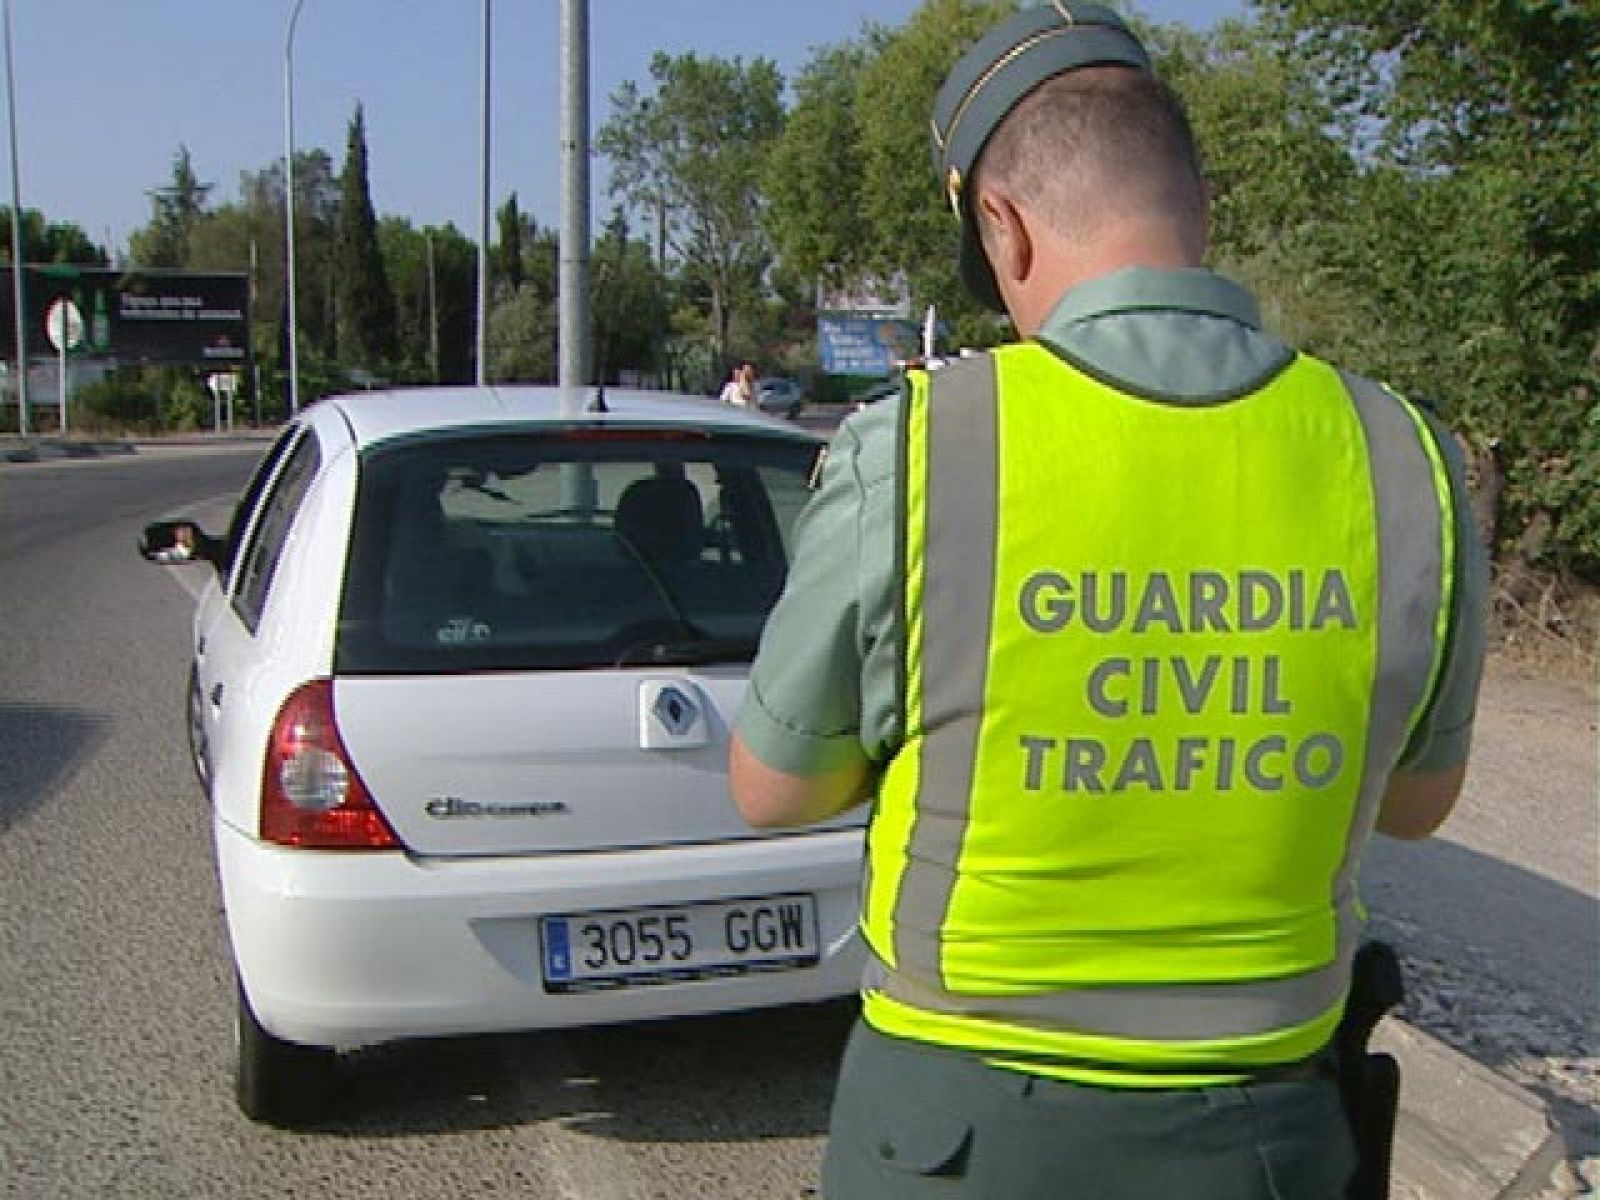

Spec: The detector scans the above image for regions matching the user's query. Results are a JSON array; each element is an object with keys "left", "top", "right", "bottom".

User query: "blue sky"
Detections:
[{"left": 6, "top": 1, "right": 1244, "bottom": 256}]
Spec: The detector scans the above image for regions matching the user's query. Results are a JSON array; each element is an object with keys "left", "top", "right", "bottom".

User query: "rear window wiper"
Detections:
[{"left": 613, "top": 637, "right": 758, "bottom": 667}]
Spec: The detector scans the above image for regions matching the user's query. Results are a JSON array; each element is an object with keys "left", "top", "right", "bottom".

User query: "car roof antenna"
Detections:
[{"left": 586, "top": 384, "right": 608, "bottom": 413}]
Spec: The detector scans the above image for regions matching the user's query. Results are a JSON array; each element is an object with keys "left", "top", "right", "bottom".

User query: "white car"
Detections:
[{"left": 141, "top": 386, "right": 866, "bottom": 1127}]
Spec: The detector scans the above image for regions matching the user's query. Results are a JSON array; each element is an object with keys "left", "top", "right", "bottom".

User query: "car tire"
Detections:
[
  {"left": 235, "top": 978, "right": 339, "bottom": 1128},
  {"left": 186, "top": 665, "right": 210, "bottom": 795}
]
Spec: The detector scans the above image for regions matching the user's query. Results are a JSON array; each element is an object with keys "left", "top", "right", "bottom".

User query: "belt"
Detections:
[
  {"left": 985, "top": 1046, "right": 1337, "bottom": 1096},
  {"left": 1244, "top": 1050, "right": 1335, "bottom": 1084}
]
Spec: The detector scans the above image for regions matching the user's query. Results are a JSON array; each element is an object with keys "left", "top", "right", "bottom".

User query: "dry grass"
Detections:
[{"left": 1489, "top": 564, "right": 1599, "bottom": 684}]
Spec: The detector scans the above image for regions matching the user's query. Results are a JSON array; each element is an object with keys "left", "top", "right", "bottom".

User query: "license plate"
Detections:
[{"left": 540, "top": 893, "right": 819, "bottom": 993}]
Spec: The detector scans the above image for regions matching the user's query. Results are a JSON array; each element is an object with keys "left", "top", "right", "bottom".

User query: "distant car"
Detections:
[
  {"left": 755, "top": 377, "right": 804, "bottom": 418},
  {"left": 139, "top": 386, "right": 865, "bottom": 1127}
]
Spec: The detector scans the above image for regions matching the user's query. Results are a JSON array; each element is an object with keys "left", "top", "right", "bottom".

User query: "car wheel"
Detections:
[
  {"left": 235, "top": 978, "right": 339, "bottom": 1128},
  {"left": 186, "top": 665, "right": 210, "bottom": 794}
]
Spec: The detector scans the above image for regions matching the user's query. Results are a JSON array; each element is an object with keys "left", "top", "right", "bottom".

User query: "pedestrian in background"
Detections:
[
  {"left": 729, "top": 4, "right": 1487, "bottom": 1197},
  {"left": 720, "top": 362, "right": 756, "bottom": 407}
]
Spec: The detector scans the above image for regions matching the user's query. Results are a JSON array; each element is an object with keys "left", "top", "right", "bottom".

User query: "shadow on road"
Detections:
[
  {"left": 311, "top": 839, "right": 1599, "bottom": 1154},
  {"left": 1366, "top": 835, "right": 1600, "bottom": 1164},
  {"left": 0, "top": 702, "right": 111, "bottom": 833},
  {"left": 317, "top": 997, "right": 855, "bottom": 1142}
]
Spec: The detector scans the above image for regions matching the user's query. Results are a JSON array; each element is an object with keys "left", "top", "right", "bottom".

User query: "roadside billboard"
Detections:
[
  {"left": 818, "top": 315, "right": 919, "bottom": 377},
  {"left": 816, "top": 273, "right": 911, "bottom": 321},
  {"left": 0, "top": 266, "right": 251, "bottom": 366}
]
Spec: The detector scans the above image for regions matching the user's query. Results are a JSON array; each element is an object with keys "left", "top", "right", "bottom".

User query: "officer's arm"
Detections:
[
  {"left": 730, "top": 735, "right": 873, "bottom": 828},
  {"left": 1375, "top": 765, "right": 1467, "bottom": 840},
  {"left": 1376, "top": 414, "right": 1485, "bottom": 842},
  {"left": 730, "top": 415, "right": 882, "bottom": 829}
]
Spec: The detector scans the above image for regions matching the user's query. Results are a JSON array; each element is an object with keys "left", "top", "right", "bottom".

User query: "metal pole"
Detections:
[
  {"left": 284, "top": 0, "right": 307, "bottom": 416},
  {"left": 558, "top": 0, "right": 590, "bottom": 405},
  {"left": 3, "top": 0, "right": 28, "bottom": 435},
  {"left": 248, "top": 237, "right": 259, "bottom": 424},
  {"left": 475, "top": 0, "right": 490, "bottom": 385}
]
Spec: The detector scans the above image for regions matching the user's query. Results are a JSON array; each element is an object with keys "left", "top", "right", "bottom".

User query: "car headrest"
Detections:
[{"left": 614, "top": 476, "right": 705, "bottom": 565}]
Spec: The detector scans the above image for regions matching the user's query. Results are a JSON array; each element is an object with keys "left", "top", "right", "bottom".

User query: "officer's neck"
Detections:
[{"left": 1009, "top": 220, "right": 1203, "bottom": 338}]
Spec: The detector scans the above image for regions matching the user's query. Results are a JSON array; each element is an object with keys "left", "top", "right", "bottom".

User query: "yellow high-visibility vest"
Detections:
[{"left": 861, "top": 342, "right": 1454, "bottom": 1086}]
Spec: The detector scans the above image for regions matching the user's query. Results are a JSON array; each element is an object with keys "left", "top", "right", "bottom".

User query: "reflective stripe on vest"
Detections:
[{"left": 861, "top": 343, "right": 1454, "bottom": 1076}]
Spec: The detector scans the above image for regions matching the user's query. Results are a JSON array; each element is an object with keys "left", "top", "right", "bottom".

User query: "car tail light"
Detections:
[{"left": 260, "top": 679, "right": 400, "bottom": 850}]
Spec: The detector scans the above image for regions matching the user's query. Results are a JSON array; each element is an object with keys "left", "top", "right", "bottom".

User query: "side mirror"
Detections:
[{"left": 139, "top": 519, "right": 222, "bottom": 566}]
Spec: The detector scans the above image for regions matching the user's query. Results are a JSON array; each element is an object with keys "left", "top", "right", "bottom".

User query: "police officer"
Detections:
[{"left": 729, "top": 5, "right": 1487, "bottom": 1197}]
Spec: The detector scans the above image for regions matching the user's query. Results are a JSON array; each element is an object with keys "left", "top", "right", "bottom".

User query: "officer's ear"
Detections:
[
  {"left": 972, "top": 187, "right": 1024, "bottom": 299},
  {"left": 975, "top": 185, "right": 1033, "bottom": 306}
]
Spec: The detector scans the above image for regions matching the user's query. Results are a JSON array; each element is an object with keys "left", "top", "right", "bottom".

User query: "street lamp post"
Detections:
[
  {"left": 475, "top": 0, "right": 490, "bottom": 385},
  {"left": 558, "top": 0, "right": 590, "bottom": 403},
  {"left": 283, "top": 0, "right": 308, "bottom": 417},
  {"left": 3, "top": 0, "right": 29, "bottom": 435}
]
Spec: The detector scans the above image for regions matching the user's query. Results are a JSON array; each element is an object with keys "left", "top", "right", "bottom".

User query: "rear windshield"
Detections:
[{"left": 336, "top": 428, "right": 820, "bottom": 673}]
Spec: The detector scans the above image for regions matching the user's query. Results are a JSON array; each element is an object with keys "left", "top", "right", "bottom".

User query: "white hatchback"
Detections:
[{"left": 141, "top": 386, "right": 866, "bottom": 1127}]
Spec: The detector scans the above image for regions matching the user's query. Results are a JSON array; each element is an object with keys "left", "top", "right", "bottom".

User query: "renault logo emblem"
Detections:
[{"left": 653, "top": 686, "right": 697, "bottom": 736}]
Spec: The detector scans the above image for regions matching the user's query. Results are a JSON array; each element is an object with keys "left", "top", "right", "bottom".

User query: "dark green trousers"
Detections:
[{"left": 822, "top": 1019, "right": 1357, "bottom": 1199}]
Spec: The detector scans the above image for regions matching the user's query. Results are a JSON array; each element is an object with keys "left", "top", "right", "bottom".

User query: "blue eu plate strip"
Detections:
[{"left": 543, "top": 918, "right": 572, "bottom": 981}]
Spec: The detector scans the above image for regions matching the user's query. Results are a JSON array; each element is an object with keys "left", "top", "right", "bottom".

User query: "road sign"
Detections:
[
  {"left": 45, "top": 298, "right": 84, "bottom": 352},
  {"left": 205, "top": 371, "right": 240, "bottom": 431}
]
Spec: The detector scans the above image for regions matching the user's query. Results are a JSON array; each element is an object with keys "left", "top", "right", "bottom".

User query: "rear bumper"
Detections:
[{"left": 216, "top": 820, "right": 866, "bottom": 1049}]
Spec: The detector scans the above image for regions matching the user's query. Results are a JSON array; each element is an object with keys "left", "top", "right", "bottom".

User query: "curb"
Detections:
[
  {"left": 1, "top": 433, "right": 274, "bottom": 465},
  {"left": 0, "top": 437, "right": 136, "bottom": 463},
  {"left": 1382, "top": 1019, "right": 1571, "bottom": 1199}
]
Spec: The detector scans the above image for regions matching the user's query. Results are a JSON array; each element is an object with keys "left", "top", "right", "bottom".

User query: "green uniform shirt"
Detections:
[{"left": 737, "top": 267, "right": 1487, "bottom": 779}]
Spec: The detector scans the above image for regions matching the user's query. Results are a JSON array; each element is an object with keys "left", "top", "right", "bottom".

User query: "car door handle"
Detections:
[{"left": 210, "top": 683, "right": 224, "bottom": 708}]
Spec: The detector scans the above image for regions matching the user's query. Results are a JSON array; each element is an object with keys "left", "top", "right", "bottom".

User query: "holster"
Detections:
[{"left": 1335, "top": 941, "right": 1405, "bottom": 1200}]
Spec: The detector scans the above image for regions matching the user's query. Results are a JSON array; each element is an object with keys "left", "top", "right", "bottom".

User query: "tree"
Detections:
[
  {"left": 523, "top": 222, "right": 559, "bottom": 310},
  {"left": 231, "top": 149, "right": 341, "bottom": 410},
  {"left": 496, "top": 192, "right": 525, "bottom": 292},
  {"left": 485, "top": 279, "right": 556, "bottom": 383},
  {"left": 764, "top": 42, "right": 874, "bottom": 288},
  {"left": 379, "top": 218, "right": 478, "bottom": 384},
  {"left": 598, "top": 52, "right": 785, "bottom": 368},
  {"left": 183, "top": 204, "right": 244, "bottom": 265},
  {"left": 591, "top": 210, "right": 670, "bottom": 384},
  {"left": 1257, "top": 0, "right": 1600, "bottom": 575},
  {"left": 763, "top": 1, "right": 1014, "bottom": 349},
  {"left": 129, "top": 145, "right": 213, "bottom": 268},
  {"left": 0, "top": 208, "right": 107, "bottom": 266},
  {"left": 334, "top": 104, "right": 397, "bottom": 371},
  {"left": 854, "top": 0, "right": 1015, "bottom": 344},
  {"left": 482, "top": 206, "right": 558, "bottom": 384},
  {"left": 1153, "top": 20, "right": 1352, "bottom": 268}
]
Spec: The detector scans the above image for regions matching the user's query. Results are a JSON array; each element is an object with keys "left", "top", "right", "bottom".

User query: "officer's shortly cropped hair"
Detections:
[{"left": 973, "top": 67, "right": 1208, "bottom": 252}]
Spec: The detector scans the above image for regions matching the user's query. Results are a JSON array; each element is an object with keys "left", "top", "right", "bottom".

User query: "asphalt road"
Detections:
[
  {"left": 0, "top": 440, "right": 1593, "bottom": 1198},
  {"left": 0, "top": 441, "right": 850, "bottom": 1199},
  {"left": 1363, "top": 656, "right": 1599, "bottom": 1179}
]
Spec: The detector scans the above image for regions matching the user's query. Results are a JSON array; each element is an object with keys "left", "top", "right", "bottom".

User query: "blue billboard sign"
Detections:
[{"left": 818, "top": 315, "right": 919, "bottom": 377}]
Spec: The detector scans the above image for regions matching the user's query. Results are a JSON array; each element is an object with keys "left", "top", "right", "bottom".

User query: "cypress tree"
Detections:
[
  {"left": 335, "top": 104, "right": 397, "bottom": 370},
  {"left": 497, "top": 192, "right": 524, "bottom": 292}
]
